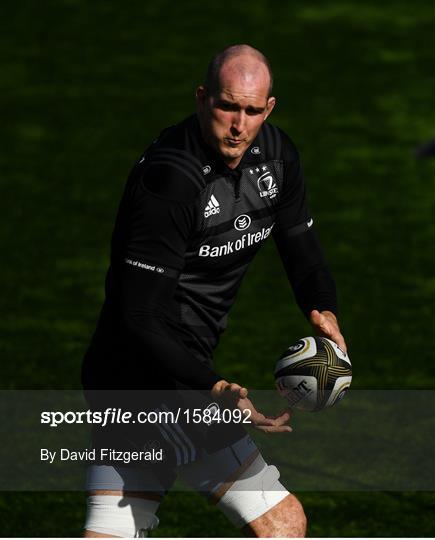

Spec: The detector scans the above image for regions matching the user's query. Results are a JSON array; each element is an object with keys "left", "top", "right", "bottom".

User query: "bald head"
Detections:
[
  {"left": 204, "top": 44, "right": 273, "bottom": 97},
  {"left": 196, "top": 45, "right": 276, "bottom": 168}
]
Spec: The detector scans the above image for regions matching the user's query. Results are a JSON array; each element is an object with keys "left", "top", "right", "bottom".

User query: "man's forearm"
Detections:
[{"left": 274, "top": 228, "right": 337, "bottom": 318}]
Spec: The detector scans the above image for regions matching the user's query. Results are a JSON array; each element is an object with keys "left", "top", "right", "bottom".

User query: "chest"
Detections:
[{"left": 186, "top": 160, "right": 284, "bottom": 269}]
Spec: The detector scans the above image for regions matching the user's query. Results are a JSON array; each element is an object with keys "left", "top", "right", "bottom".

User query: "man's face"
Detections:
[{"left": 196, "top": 63, "right": 275, "bottom": 169}]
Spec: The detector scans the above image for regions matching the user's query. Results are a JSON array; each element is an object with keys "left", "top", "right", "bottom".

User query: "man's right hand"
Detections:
[{"left": 211, "top": 380, "right": 292, "bottom": 433}]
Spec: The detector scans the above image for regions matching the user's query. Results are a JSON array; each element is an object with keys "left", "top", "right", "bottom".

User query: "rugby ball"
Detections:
[{"left": 275, "top": 337, "right": 352, "bottom": 412}]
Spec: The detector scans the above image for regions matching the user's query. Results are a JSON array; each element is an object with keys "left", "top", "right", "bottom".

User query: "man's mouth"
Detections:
[{"left": 225, "top": 138, "right": 245, "bottom": 146}]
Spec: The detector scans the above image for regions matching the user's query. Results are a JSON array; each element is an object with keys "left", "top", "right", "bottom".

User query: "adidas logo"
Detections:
[{"left": 204, "top": 195, "right": 220, "bottom": 218}]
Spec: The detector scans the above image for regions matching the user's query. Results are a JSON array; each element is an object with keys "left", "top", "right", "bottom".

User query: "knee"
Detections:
[
  {"left": 263, "top": 493, "right": 307, "bottom": 538},
  {"left": 216, "top": 453, "right": 307, "bottom": 537},
  {"left": 284, "top": 494, "right": 307, "bottom": 537},
  {"left": 242, "top": 494, "right": 307, "bottom": 538}
]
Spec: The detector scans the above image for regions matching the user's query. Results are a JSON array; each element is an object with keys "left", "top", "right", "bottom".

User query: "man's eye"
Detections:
[
  {"left": 246, "top": 108, "right": 262, "bottom": 116},
  {"left": 219, "top": 102, "right": 235, "bottom": 111}
]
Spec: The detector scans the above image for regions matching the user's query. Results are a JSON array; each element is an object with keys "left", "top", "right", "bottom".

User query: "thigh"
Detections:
[
  {"left": 86, "top": 463, "right": 176, "bottom": 497},
  {"left": 177, "top": 433, "right": 290, "bottom": 529},
  {"left": 84, "top": 464, "right": 175, "bottom": 538},
  {"left": 177, "top": 432, "right": 259, "bottom": 497}
]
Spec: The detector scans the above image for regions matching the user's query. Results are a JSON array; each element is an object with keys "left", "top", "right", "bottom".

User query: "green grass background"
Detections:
[{"left": 1, "top": 0, "right": 435, "bottom": 536}]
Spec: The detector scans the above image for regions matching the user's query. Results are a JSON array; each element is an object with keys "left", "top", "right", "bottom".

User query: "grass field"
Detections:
[{"left": 1, "top": 0, "right": 435, "bottom": 536}]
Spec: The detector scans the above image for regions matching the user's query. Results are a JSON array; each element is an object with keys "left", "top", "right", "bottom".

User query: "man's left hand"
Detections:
[
  {"left": 309, "top": 309, "right": 347, "bottom": 353},
  {"left": 211, "top": 381, "right": 292, "bottom": 433}
]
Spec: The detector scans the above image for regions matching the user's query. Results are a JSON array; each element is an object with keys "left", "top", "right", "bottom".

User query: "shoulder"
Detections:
[
  {"left": 130, "top": 116, "right": 207, "bottom": 204},
  {"left": 258, "top": 122, "right": 300, "bottom": 164}
]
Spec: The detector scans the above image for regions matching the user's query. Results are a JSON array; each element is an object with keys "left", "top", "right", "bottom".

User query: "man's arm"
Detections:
[
  {"left": 113, "top": 158, "right": 224, "bottom": 390},
  {"left": 272, "top": 131, "right": 347, "bottom": 351},
  {"left": 274, "top": 227, "right": 347, "bottom": 352},
  {"left": 118, "top": 264, "right": 223, "bottom": 390}
]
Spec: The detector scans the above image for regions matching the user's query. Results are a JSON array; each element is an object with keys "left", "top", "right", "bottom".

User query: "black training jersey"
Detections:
[
  {"left": 114, "top": 115, "right": 310, "bottom": 357},
  {"left": 83, "top": 114, "right": 336, "bottom": 391}
]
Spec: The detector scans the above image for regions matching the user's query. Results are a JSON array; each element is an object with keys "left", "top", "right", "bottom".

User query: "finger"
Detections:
[
  {"left": 316, "top": 319, "right": 337, "bottom": 339},
  {"left": 310, "top": 309, "right": 321, "bottom": 324},
  {"left": 257, "top": 424, "right": 293, "bottom": 433},
  {"left": 273, "top": 412, "right": 291, "bottom": 427},
  {"left": 238, "top": 386, "right": 248, "bottom": 399},
  {"left": 248, "top": 410, "right": 278, "bottom": 426},
  {"left": 324, "top": 329, "right": 347, "bottom": 354},
  {"left": 226, "top": 383, "right": 248, "bottom": 398},
  {"left": 225, "top": 383, "right": 241, "bottom": 393},
  {"left": 310, "top": 311, "right": 330, "bottom": 332},
  {"left": 335, "top": 335, "right": 347, "bottom": 354},
  {"left": 270, "top": 411, "right": 291, "bottom": 426},
  {"left": 251, "top": 414, "right": 277, "bottom": 426},
  {"left": 223, "top": 383, "right": 244, "bottom": 401},
  {"left": 251, "top": 411, "right": 291, "bottom": 428}
]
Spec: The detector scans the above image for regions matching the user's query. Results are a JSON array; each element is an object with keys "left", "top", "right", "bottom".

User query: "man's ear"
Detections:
[
  {"left": 196, "top": 86, "right": 207, "bottom": 106},
  {"left": 264, "top": 96, "right": 276, "bottom": 120}
]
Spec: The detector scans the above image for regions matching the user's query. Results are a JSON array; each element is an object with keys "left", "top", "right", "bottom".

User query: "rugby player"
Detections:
[{"left": 81, "top": 44, "right": 346, "bottom": 538}]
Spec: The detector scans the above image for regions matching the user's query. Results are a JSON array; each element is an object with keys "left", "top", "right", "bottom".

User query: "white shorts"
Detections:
[
  {"left": 86, "top": 433, "right": 289, "bottom": 530},
  {"left": 87, "top": 433, "right": 256, "bottom": 497}
]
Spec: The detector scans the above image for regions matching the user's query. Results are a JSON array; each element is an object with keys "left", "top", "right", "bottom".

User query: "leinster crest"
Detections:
[{"left": 249, "top": 165, "right": 278, "bottom": 199}]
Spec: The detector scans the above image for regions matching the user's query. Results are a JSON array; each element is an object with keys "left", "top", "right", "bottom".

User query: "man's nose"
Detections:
[{"left": 231, "top": 111, "right": 246, "bottom": 133}]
